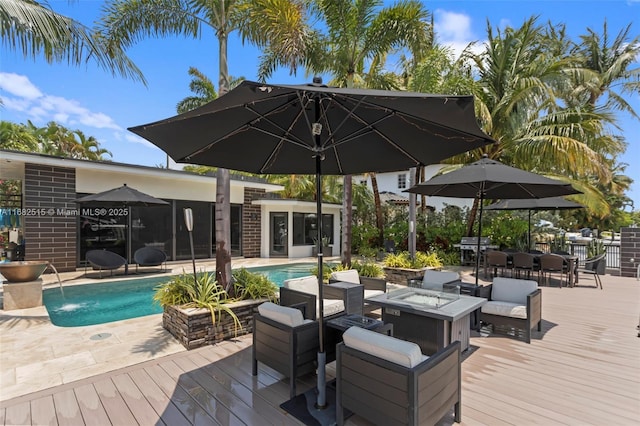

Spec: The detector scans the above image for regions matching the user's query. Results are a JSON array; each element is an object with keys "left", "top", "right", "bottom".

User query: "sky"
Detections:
[{"left": 1, "top": 0, "right": 639, "bottom": 207}]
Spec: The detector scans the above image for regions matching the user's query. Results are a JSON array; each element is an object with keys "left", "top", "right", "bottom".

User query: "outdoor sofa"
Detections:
[
  {"left": 336, "top": 326, "right": 461, "bottom": 425},
  {"left": 279, "top": 275, "right": 359, "bottom": 319}
]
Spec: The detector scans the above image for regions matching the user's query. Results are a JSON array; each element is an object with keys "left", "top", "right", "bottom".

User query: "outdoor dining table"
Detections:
[{"left": 484, "top": 251, "right": 579, "bottom": 286}]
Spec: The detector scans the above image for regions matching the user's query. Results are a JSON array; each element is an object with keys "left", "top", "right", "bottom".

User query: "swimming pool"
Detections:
[{"left": 43, "top": 263, "right": 317, "bottom": 327}]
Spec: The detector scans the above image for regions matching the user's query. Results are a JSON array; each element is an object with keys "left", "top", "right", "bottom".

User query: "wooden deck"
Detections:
[{"left": 1, "top": 274, "right": 639, "bottom": 425}]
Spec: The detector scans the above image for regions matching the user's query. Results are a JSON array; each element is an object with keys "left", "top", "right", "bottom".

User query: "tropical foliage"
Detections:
[
  {"left": 153, "top": 270, "right": 241, "bottom": 328},
  {"left": 383, "top": 251, "right": 443, "bottom": 269},
  {"left": 231, "top": 268, "right": 278, "bottom": 301},
  {"left": 1, "top": 0, "right": 143, "bottom": 81}
]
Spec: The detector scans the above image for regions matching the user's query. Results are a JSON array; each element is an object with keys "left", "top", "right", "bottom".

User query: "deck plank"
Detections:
[
  {"left": 92, "top": 378, "right": 137, "bottom": 425},
  {"left": 73, "top": 383, "right": 111, "bottom": 426},
  {"left": 52, "top": 389, "right": 83, "bottom": 426},
  {"left": 127, "top": 368, "right": 189, "bottom": 426},
  {"left": 1, "top": 273, "right": 639, "bottom": 426},
  {"left": 29, "top": 395, "right": 58, "bottom": 426},
  {"left": 143, "top": 363, "right": 220, "bottom": 425},
  {"left": 4, "top": 400, "right": 31, "bottom": 426},
  {"left": 111, "top": 372, "right": 165, "bottom": 425}
]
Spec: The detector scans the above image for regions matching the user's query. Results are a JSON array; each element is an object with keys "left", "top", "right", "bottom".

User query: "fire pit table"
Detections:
[{"left": 366, "top": 287, "right": 486, "bottom": 355}]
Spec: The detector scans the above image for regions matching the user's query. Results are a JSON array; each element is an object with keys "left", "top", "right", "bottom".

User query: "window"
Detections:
[
  {"left": 293, "top": 213, "right": 333, "bottom": 245},
  {"left": 397, "top": 173, "right": 407, "bottom": 189}
]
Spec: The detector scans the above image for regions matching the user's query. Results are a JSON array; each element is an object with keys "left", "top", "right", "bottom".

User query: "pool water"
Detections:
[{"left": 43, "top": 263, "right": 317, "bottom": 327}]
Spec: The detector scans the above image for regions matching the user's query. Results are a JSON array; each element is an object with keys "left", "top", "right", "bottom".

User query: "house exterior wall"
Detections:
[
  {"left": 353, "top": 165, "right": 472, "bottom": 211},
  {"left": 23, "top": 163, "right": 77, "bottom": 272},
  {"left": 620, "top": 227, "right": 640, "bottom": 278},
  {"left": 243, "top": 188, "right": 264, "bottom": 258}
]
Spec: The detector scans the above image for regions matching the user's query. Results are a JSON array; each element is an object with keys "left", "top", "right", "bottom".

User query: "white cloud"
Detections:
[
  {"left": 0, "top": 72, "right": 42, "bottom": 99},
  {"left": 0, "top": 73, "right": 121, "bottom": 131},
  {"left": 433, "top": 10, "right": 486, "bottom": 58}
]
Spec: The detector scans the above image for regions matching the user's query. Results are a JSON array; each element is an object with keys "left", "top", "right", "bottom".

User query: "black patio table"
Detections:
[{"left": 484, "top": 251, "right": 579, "bottom": 286}]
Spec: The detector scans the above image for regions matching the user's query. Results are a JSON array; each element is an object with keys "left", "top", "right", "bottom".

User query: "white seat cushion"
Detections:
[
  {"left": 283, "top": 275, "right": 320, "bottom": 297},
  {"left": 330, "top": 269, "right": 360, "bottom": 284},
  {"left": 364, "top": 289, "right": 384, "bottom": 300},
  {"left": 321, "top": 299, "right": 345, "bottom": 316},
  {"left": 258, "top": 302, "right": 306, "bottom": 327},
  {"left": 482, "top": 301, "right": 528, "bottom": 319},
  {"left": 343, "top": 326, "right": 426, "bottom": 368},
  {"left": 492, "top": 277, "right": 538, "bottom": 304},
  {"left": 422, "top": 270, "right": 460, "bottom": 288}
]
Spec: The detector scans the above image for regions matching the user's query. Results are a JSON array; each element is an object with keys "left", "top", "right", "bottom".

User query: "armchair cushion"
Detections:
[
  {"left": 330, "top": 269, "right": 360, "bottom": 284},
  {"left": 491, "top": 277, "right": 538, "bottom": 304},
  {"left": 422, "top": 270, "right": 460, "bottom": 287},
  {"left": 257, "top": 302, "right": 307, "bottom": 327},
  {"left": 342, "top": 326, "right": 426, "bottom": 368},
  {"left": 481, "top": 300, "right": 527, "bottom": 319},
  {"left": 283, "top": 275, "right": 319, "bottom": 297}
]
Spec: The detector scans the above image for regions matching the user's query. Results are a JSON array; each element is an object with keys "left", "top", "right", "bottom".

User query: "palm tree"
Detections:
[
  {"left": 267, "top": 0, "right": 431, "bottom": 265},
  {"left": 1, "top": 0, "right": 143, "bottom": 81},
  {"left": 572, "top": 21, "right": 640, "bottom": 116},
  {"left": 97, "top": 0, "right": 310, "bottom": 290},
  {"left": 459, "top": 17, "right": 613, "bottom": 236}
]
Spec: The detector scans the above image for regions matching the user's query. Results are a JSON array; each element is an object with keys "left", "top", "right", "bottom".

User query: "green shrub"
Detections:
[
  {"left": 351, "top": 260, "right": 384, "bottom": 278},
  {"left": 382, "top": 251, "right": 443, "bottom": 269},
  {"left": 153, "top": 270, "right": 240, "bottom": 329},
  {"left": 232, "top": 268, "right": 278, "bottom": 301},
  {"left": 587, "top": 239, "right": 605, "bottom": 257}
]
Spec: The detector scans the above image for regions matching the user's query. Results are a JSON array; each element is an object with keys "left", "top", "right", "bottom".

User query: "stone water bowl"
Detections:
[{"left": 0, "top": 261, "right": 49, "bottom": 283}]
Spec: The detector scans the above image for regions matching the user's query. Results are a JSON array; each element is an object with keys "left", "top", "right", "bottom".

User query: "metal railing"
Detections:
[{"left": 534, "top": 242, "right": 620, "bottom": 269}]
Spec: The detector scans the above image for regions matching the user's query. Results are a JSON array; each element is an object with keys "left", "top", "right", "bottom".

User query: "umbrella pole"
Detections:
[
  {"left": 313, "top": 102, "right": 327, "bottom": 409},
  {"left": 528, "top": 210, "right": 532, "bottom": 251},
  {"left": 475, "top": 189, "right": 485, "bottom": 286}
]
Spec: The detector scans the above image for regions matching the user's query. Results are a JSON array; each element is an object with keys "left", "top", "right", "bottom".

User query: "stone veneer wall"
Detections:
[
  {"left": 619, "top": 227, "right": 640, "bottom": 278},
  {"left": 242, "top": 188, "right": 264, "bottom": 258},
  {"left": 162, "top": 298, "right": 266, "bottom": 349},
  {"left": 23, "top": 164, "right": 77, "bottom": 272},
  {"left": 383, "top": 266, "right": 430, "bottom": 285}
]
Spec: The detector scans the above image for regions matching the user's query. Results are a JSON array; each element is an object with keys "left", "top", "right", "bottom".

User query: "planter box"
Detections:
[
  {"left": 383, "top": 266, "right": 435, "bottom": 285},
  {"left": 312, "top": 246, "right": 332, "bottom": 257},
  {"left": 163, "top": 298, "right": 268, "bottom": 350}
]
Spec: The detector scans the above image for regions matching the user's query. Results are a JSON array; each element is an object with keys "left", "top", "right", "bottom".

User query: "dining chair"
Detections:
[
  {"left": 512, "top": 252, "right": 537, "bottom": 279},
  {"left": 485, "top": 250, "right": 510, "bottom": 278},
  {"left": 539, "top": 253, "right": 566, "bottom": 288}
]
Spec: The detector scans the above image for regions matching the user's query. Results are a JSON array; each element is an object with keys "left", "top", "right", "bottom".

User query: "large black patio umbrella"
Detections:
[
  {"left": 75, "top": 184, "right": 169, "bottom": 272},
  {"left": 128, "top": 79, "right": 495, "bottom": 417},
  {"left": 406, "top": 156, "right": 581, "bottom": 285},
  {"left": 485, "top": 197, "right": 584, "bottom": 250}
]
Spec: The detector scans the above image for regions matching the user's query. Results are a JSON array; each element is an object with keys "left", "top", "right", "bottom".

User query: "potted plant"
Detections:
[
  {"left": 382, "top": 251, "right": 444, "bottom": 284},
  {"left": 312, "top": 235, "right": 332, "bottom": 257},
  {"left": 155, "top": 269, "right": 276, "bottom": 349}
]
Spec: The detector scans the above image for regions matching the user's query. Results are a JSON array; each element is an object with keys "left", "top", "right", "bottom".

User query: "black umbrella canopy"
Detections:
[
  {"left": 406, "top": 157, "right": 581, "bottom": 284},
  {"left": 128, "top": 79, "right": 495, "bottom": 413},
  {"left": 406, "top": 157, "right": 579, "bottom": 199},
  {"left": 75, "top": 184, "right": 169, "bottom": 206},
  {"left": 484, "top": 197, "right": 584, "bottom": 211},
  {"left": 129, "top": 80, "right": 495, "bottom": 174}
]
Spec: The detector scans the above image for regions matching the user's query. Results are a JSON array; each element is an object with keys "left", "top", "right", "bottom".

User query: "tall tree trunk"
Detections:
[
  {"left": 341, "top": 175, "right": 352, "bottom": 267},
  {"left": 371, "top": 173, "right": 384, "bottom": 246},
  {"left": 466, "top": 198, "right": 480, "bottom": 237},
  {"left": 216, "top": 14, "right": 232, "bottom": 292}
]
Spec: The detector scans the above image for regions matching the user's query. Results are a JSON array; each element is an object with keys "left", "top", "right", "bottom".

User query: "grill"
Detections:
[{"left": 456, "top": 237, "right": 497, "bottom": 265}]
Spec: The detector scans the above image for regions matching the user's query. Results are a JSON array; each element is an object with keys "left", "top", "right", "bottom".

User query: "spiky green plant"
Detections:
[
  {"left": 232, "top": 268, "right": 278, "bottom": 301},
  {"left": 153, "top": 270, "right": 240, "bottom": 330}
]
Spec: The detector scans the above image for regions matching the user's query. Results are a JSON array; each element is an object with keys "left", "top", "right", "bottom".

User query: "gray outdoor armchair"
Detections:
[
  {"left": 252, "top": 302, "right": 319, "bottom": 399},
  {"left": 85, "top": 249, "right": 127, "bottom": 278},
  {"left": 133, "top": 246, "right": 167, "bottom": 273},
  {"left": 336, "top": 327, "right": 461, "bottom": 426},
  {"left": 329, "top": 269, "right": 386, "bottom": 314},
  {"left": 477, "top": 277, "right": 542, "bottom": 343}
]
